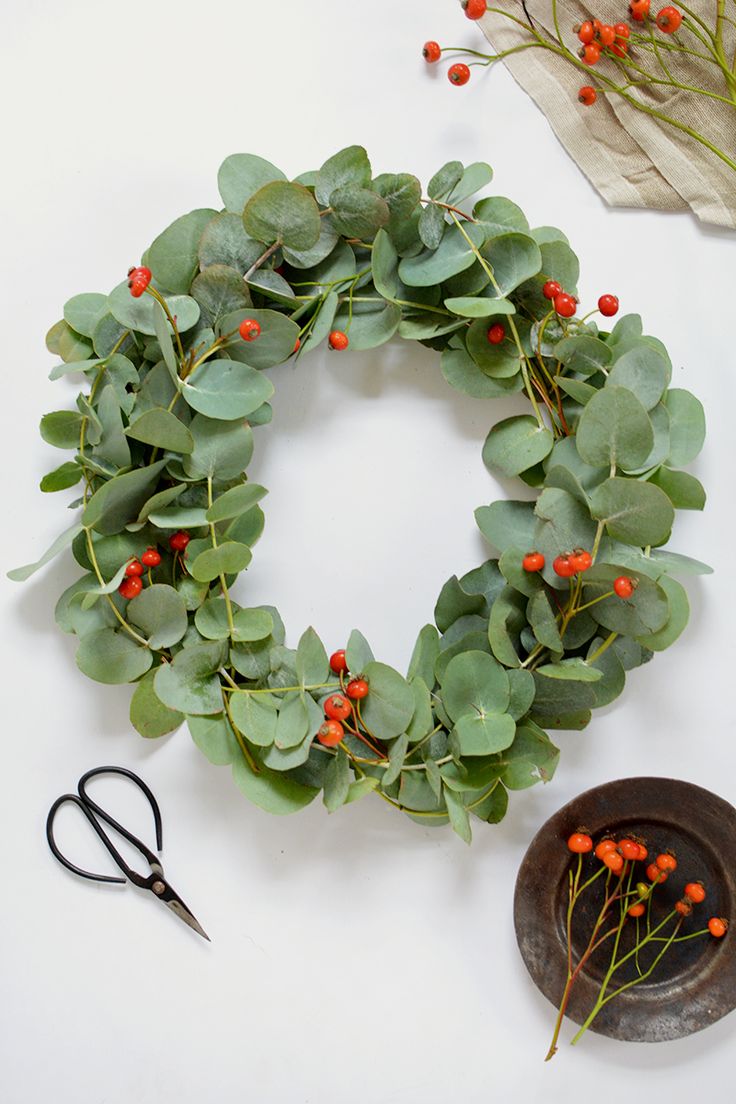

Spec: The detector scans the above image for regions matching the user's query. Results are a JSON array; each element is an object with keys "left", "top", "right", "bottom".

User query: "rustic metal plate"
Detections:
[{"left": 514, "top": 776, "right": 736, "bottom": 1042}]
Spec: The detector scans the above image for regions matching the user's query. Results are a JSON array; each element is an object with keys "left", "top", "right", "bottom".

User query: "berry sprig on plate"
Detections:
[
  {"left": 546, "top": 830, "right": 729, "bottom": 1057},
  {"left": 10, "top": 148, "right": 708, "bottom": 837}
]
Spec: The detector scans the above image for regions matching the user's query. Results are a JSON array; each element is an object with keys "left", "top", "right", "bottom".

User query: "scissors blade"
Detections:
[{"left": 150, "top": 877, "right": 210, "bottom": 941}]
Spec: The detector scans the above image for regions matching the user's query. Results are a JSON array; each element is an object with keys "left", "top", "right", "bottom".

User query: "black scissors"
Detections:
[{"left": 46, "top": 766, "right": 210, "bottom": 941}]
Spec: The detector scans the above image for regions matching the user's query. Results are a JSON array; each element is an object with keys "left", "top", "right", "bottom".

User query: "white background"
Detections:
[{"left": 1, "top": 2, "right": 735, "bottom": 1101}]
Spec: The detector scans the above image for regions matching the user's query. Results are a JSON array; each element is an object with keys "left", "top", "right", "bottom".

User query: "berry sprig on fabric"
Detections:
[
  {"left": 10, "top": 148, "right": 708, "bottom": 839},
  {"left": 546, "top": 831, "right": 728, "bottom": 1058},
  {"left": 423, "top": 2, "right": 736, "bottom": 177}
]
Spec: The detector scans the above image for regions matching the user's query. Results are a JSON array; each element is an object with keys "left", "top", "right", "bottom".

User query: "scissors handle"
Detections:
[{"left": 46, "top": 766, "right": 164, "bottom": 885}]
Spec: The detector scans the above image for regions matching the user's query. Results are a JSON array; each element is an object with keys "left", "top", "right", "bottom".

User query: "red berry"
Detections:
[
  {"left": 422, "top": 40, "right": 442, "bottom": 63},
  {"left": 615, "top": 22, "right": 631, "bottom": 36},
  {"left": 448, "top": 63, "right": 471, "bottom": 86},
  {"left": 462, "top": 0, "right": 487, "bottom": 18},
  {"left": 328, "top": 330, "right": 349, "bottom": 350},
  {"left": 127, "top": 266, "right": 151, "bottom": 298},
  {"left": 569, "top": 549, "right": 592, "bottom": 573},
  {"left": 239, "top": 318, "right": 261, "bottom": 341},
  {"left": 675, "top": 899, "right": 692, "bottom": 917},
  {"left": 708, "top": 917, "right": 728, "bottom": 938},
  {"left": 578, "top": 86, "right": 597, "bottom": 106},
  {"left": 293, "top": 337, "right": 301, "bottom": 354},
  {"left": 647, "top": 862, "right": 667, "bottom": 882},
  {"left": 656, "top": 852, "right": 677, "bottom": 873},
  {"left": 554, "top": 293, "right": 577, "bottom": 318},
  {"left": 595, "top": 838, "right": 617, "bottom": 859},
  {"left": 324, "top": 694, "right": 352, "bottom": 722},
  {"left": 637, "top": 844, "right": 649, "bottom": 861},
  {"left": 487, "top": 323, "right": 506, "bottom": 345},
  {"left": 603, "top": 851, "right": 624, "bottom": 874},
  {"left": 124, "top": 559, "right": 144, "bottom": 578},
  {"left": 553, "top": 554, "right": 576, "bottom": 578},
  {"left": 628, "top": 903, "right": 646, "bottom": 917},
  {"left": 141, "top": 547, "right": 162, "bottom": 567},
  {"left": 618, "top": 838, "right": 641, "bottom": 861},
  {"left": 346, "top": 678, "right": 369, "bottom": 700},
  {"left": 629, "top": 0, "right": 650, "bottom": 19},
  {"left": 613, "top": 576, "right": 635, "bottom": 599},
  {"left": 542, "top": 279, "right": 562, "bottom": 300},
  {"left": 684, "top": 882, "right": 706, "bottom": 904},
  {"left": 577, "top": 20, "right": 595, "bottom": 43},
  {"left": 568, "top": 832, "right": 593, "bottom": 853},
  {"left": 317, "top": 719, "right": 344, "bottom": 747},
  {"left": 599, "top": 24, "right": 616, "bottom": 46},
  {"left": 169, "top": 530, "right": 191, "bottom": 553},
  {"left": 581, "top": 43, "right": 601, "bottom": 65},
  {"left": 598, "top": 294, "right": 619, "bottom": 317},
  {"left": 522, "top": 551, "right": 545, "bottom": 573},
  {"left": 611, "top": 41, "right": 629, "bottom": 56},
  {"left": 329, "top": 649, "right": 348, "bottom": 674},
  {"left": 656, "top": 5, "right": 682, "bottom": 31},
  {"left": 119, "top": 576, "right": 143, "bottom": 600}
]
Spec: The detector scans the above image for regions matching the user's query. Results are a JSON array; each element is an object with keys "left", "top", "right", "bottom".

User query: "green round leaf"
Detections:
[
  {"left": 358, "top": 661, "right": 415, "bottom": 740},
  {"left": 441, "top": 650, "right": 510, "bottom": 721},
  {"left": 76, "top": 628, "right": 153, "bottom": 684},
  {"left": 576, "top": 386, "right": 654, "bottom": 470},
  {"left": 127, "top": 584, "right": 188, "bottom": 649},
  {"left": 130, "top": 668, "right": 185, "bottom": 738},
  {"left": 148, "top": 209, "right": 217, "bottom": 294},
  {"left": 154, "top": 641, "right": 226, "bottom": 715},
  {"left": 218, "top": 153, "right": 287, "bottom": 214},
  {"left": 243, "top": 181, "right": 321, "bottom": 251},
  {"left": 482, "top": 415, "right": 554, "bottom": 477},
  {"left": 181, "top": 359, "right": 274, "bottom": 420}
]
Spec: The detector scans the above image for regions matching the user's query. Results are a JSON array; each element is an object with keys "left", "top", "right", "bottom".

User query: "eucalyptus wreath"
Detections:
[{"left": 10, "top": 147, "right": 709, "bottom": 841}]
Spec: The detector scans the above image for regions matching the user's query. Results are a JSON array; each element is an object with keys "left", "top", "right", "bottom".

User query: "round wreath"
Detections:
[{"left": 11, "top": 147, "right": 709, "bottom": 841}]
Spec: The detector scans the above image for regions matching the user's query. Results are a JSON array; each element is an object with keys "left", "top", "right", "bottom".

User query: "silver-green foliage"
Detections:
[{"left": 10, "top": 148, "right": 708, "bottom": 841}]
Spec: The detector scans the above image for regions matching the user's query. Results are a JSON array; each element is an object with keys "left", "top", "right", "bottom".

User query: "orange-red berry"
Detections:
[
  {"left": 328, "top": 330, "right": 349, "bottom": 351},
  {"left": 329, "top": 649, "right": 348, "bottom": 674},
  {"left": 628, "top": 903, "right": 646, "bottom": 917},
  {"left": 554, "top": 292, "right": 577, "bottom": 318},
  {"left": 684, "top": 882, "right": 706, "bottom": 904},
  {"left": 675, "top": 899, "right": 692, "bottom": 916},
  {"left": 141, "top": 547, "right": 162, "bottom": 567},
  {"left": 169, "top": 530, "right": 190, "bottom": 553},
  {"left": 239, "top": 319, "right": 261, "bottom": 341},
  {"left": 448, "top": 63, "right": 471, "bottom": 86},
  {"left": 569, "top": 549, "right": 592, "bottom": 573},
  {"left": 656, "top": 5, "right": 683, "bottom": 32},
  {"left": 542, "top": 280, "right": 562, "bottom": 300},
  {"left": 614, "top": 576, "right": 635, "bottom": 599},
  {"left": 618, "top": 838, "right": 641, "bottom": 861},
  {"left": 656, "top": 852, "right": 677, "bottom": 873},
  {"left": 599, "top": 24, "right": 616, "bottom": 45},
  {"left": 568, "top": 832, "right": 594, "bottom": 853},
  {"left": 487, "top": 323, "right": 506, "bottom": 345},
  {"left": 578, "top": 86, "right": 597, "bottom": 106},
  {"left": 317, "top": 720, "right": 344, "bottom": 747},
  {"left": 119, "top": 576, "right": 143, "bottom": 600},
  {"left": 598, "top": 294, "right": 619, "bottom": 317},
  {"left": 522, "top": 551, "right": 545, "bottom": 573},
  {"left": 127, "top": 265, "right": 152, "bottom": 298},
  {"left": 553, "top": 554, "right": 576, "bottom": 578},
  {"left": 647, "top": 862, "right": 667, "bottom": 882},
  {"left": 708, "top": 917, "right": 728, "bottom": 938},
  {"left": 125, "top": 559, "right": 144, "bottom": 578},
  {"left": 423, "top": 40, "right": 441, "bottom": 63},
  {"left": 346, "top": 678, "right": 369, "bottom": 700},
  {"left": 595, "top": 838, "right": 617, "bottom": 859},
  {"left": 629, "top": 0, "right": 650, "bottom": 19},
  {"left": 577, "top": 20, "right": 595, "bottom": 43},
  {"left": 603, "top": 851, "right": 625, "bottom": 874},
  {"left": 581, "top": 43, "right": 601, "bottom": 65},
  {"left": 463, "top": 0, "right": 487, "bottom": 17},
  {"left": 324, "top": 694, "right": 352, "bottom": 722}
]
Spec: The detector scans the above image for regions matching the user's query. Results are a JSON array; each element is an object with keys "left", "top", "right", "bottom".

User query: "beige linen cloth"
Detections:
[{"left": 472, "top": 1, "right": 736, "bottom": 228}]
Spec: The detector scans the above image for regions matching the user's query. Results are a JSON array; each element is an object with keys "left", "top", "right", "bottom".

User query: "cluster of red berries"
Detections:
[
  {"left": 542, "top": 282, "right": 619, "bottom": 319},
  {"left": 127, "top": 266, "right": 152, "bottom": 299},
  {"left": 567, "top": 831, "right": 727, "bottom": 934},
  {"left": 316, "top": 650, "right": 370, "bottom": 747},
  {"left": 118, "top": 547, "right": 162, "bottom": 599},
  {"left": 522, "top": 549, "right": 636, "bottom": 598},
  {"left": 575, "top": 5, "right": 683, "bottom": 103}
]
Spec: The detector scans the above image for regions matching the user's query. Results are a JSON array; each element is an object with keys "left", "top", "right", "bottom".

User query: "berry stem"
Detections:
[
  {"left": 145, "top": 285, "right": 185, "bottom": 363},
  {"left": 83, "top": 528, "right": 150, "bottom": 648},
  {"left": 586, "top": 631, "right": 619, "bottom": 665},
  {"left": 206, "top": 475, "right": 236, "bottom": 638}
]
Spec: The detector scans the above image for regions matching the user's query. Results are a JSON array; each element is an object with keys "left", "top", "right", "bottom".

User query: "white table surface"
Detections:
[{"left": 1, "top": 2, "right": 734, "bottom": 1101}]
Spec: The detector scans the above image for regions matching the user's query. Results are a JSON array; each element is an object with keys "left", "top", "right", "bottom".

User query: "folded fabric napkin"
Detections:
[{"left": 474, "top": 1, "right": 736, "bottom": 229}]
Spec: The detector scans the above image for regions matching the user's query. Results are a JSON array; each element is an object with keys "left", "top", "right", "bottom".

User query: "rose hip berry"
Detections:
[
  {"left": 675, "top": 899, "right": 693, "bottom": 917},
  {"left": 127, "top": 266, "right": 152, "bottom": 298},
  {"left": 522, "top": 551, "right": 545, "bottom": 573},
  {"left": 169, "top": 530, "right": 190, "bottom": 553},
  {"left": 124, "top": 559, "right": 144, "bottom": 578},
  {"left": 317, "top": 720, "right": 344, "bottom": 747},
  {"left": 708, "top": 917, "right": 728, "bottom": 938},
  {"left": 329, "top": 649, "right": 348, "bottom": 674},
  {"left": 647, "top": 862, "right": 667, "bottom": 882},
  {"left": 328, "top": 330, "right": 349, "bottom": 350},
  {"left": 239, "top": 319, "right": 261, "bottom": 341},
  {"left": 578, "top": 86, "right": 597, "bottom": 106},
  {"left": 141, "top": 547, "right": 162, "bottom": 567},
  {"left": 656, "top": 5, "right": 683, "bottom": 32},
  {"left": 119, "top": 576, "right": 143, "bottom": 600},
  {"left": 613, "top": 576, "right": 635, "bottom": 599},
  {"left": 568, "top": 832, "right": 593, "bottom": 853},
  {"left": 554, "top": 293, "right": 577, "bottom": 318},
  {"left": 324, "top": 694, "right": 352, "bottom": 722},
  {"left": 577, "top": 20, "right": 595, "bottom": 43},
  {"left": 629, "top": 0, "right": 650, "bottom": 19},
  {"left": 598, "top": 24, "right": 616, "bottom": 46},
  {"left": 598, "top": 294, "right": 619, "bottom": 317},
  {"left": 569, "top": 549, "right": 592, "bottom": 573},
  {"left": 462, "top": 0, "right": 487, "bottom": 18},
  {"left": 487, "top": 323, "right": 506, "bottom": 345},
  {"left": 603, "top": 851, "right": 625, "bottom": 874},
  {"left": 422, "top": 40, "right": 441, "bottom": 63},
  {"left": 448, "top": 63, "right": 471, "bottom": 86},
  {"left": 542, "top": 280, "right": 562, "bottom": 300},
  {"left": 346, "top": 678, "right": 369, "bottom": 700},
  {"left": 618, "top": 838, "right": 641, "bottom": 861},
  {"left": 656, "top": 852, "right": 677, "bottom": 872},
  {"left": 684, "top": 882, "right": 706, "bottom": 904},
  {"left": 553, "top": 554, "right": 576, "bottom": 578},
  {"left": 628, "top": 903, "right": 646, "bottom": 918},
  {"left": 595, "top": 838, "right": 617, "bottom": 859},
  {"left": 581, "top": 43, "right": 601, "bottom": 65}
]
